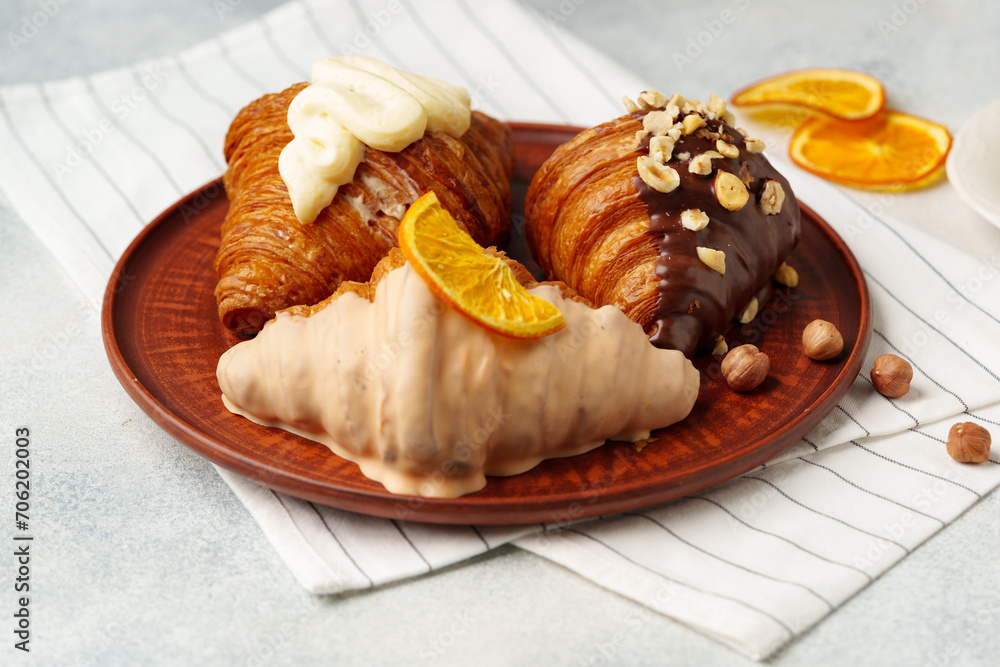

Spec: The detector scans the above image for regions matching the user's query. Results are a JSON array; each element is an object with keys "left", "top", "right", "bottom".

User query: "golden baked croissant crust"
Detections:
[
  {"left": 214, "top": 82, "right": 515, "bottom": 335},
  {"left": 525, "top": 102, "right": 800, "bottom": 356}
]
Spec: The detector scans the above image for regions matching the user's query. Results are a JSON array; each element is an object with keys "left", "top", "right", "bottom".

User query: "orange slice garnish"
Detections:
[
  {"left": 789, "top": 111, "right": 951, "bottom": 190},
  {"left": 731, "top": 68, "right": 885, "bottom": 121},
  {"left": 398, "top": 191, "right": 565, "bottom": 339}
]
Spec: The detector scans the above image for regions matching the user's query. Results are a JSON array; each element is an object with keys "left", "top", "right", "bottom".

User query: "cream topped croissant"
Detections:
[
  {"left": 217, "top": 250, "right": 700, "bottom": 498},
  {"left": 215, "top": 57, "right": 514, "bottom": 335}
]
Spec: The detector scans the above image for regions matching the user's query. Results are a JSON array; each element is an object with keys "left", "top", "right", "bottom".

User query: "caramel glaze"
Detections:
[{"left": 632, "top": 113, "right": 800, "bottom": 356}]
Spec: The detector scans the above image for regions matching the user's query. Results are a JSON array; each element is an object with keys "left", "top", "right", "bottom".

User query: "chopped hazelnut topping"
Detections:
[
  {"left": 664, "top": 103, "right": 681, "bottom": 121},
  {"left": 716, "top": 139, "right": 740, "bottom": 158},
  {"left": 772, "top": 262, "right": 798, "bottom": 288},
  {"left": 649, "top": 135, "right": 676, "bottom": 163},
  {"left": 681, "top": 99, "right": 703, "bottom": 114},
  {"left": 721, "top": 110, "right": 736, "bottom": 125},
  {"left": 668, "top": 93, "right": 687, "bottom": 109},
  {"left": 676, "top": 151, "right": 691, "bottom": 161},
  {"left": 712, "top": 336, "right": 729, "bottom": 356},
  {"left": 682, "top": 114, "right": 707, "bottom": 135},
  {"left": 739, "top": 297, "right": 759, "bottom": 324},
  {"left": 637, "top": 90, "right": 668, "bottom": 110},
  {"left": 707, "top": 93, "right": 727, "bottom": 118},
  {"left": 680, "top": 208, "right": 710, "bottom": 231},
  {"left": 736, "top": 127, "right": 749, "bottom": 137},
  {"left": 688, "top": 150, "right": 724, "bottom": 176},
  {"left": 745, "top": 137, "right": 766, "bottom": 153},
  {"left": 667, "top": 126, "right": 682, "bottom": 141},
  {"left": 634, "top": 129, "right": 650, "bottom": 147},
  {"left": 643, "top": 110, "right": 675, "bottom": 136},
  {"left": 696, "top": 247, "right": 726, "bottom": 275},
  {"left": 636, "top": 155, "right": 680, "bottom": 193},
  {"left": 621, "top": 96, "right": 640, "bottom": 113},
  {"left": 760, "top": 180, "right": 786, "bottom": 215},
  {"left": 715, "top": 171, "right": 750, "bottom": 211}
]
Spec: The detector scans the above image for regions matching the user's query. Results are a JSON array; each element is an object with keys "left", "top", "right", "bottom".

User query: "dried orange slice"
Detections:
[
  {"left": 398, "top": 191, "right": 565, "bottom": 339},
  {"left": 731, "top": 69, "right": 885, "bottom": 121},
  {"left": 789, "top": 111, "right": 951, "bottom": 190}
]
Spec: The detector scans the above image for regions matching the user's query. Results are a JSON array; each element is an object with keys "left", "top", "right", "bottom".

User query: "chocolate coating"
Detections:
[{"left": 633, "top": 113, "right": 800, "bottom": 355}]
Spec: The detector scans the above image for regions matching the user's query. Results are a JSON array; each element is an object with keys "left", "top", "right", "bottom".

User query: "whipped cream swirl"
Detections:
[{"left": 278, "top": 56, "right": 471, "bottom": 224}]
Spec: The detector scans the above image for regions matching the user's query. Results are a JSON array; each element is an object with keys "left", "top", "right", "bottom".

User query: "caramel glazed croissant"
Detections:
[
  {"left": 214, "top": 82, "right": 515, "bottom": 335},
  {"left": 525, "top": 93, "right": 801, "bottom": 357}
]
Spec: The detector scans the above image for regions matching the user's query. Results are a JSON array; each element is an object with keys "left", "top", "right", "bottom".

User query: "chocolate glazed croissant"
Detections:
[
  {"left": 525, "top": 98, "right": 800, "bottom": 357},
  {"left": 215, "top": 82, "right": 515, "bottom": 335}
]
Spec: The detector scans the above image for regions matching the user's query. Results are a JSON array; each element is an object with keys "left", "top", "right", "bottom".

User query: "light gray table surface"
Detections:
[{"left": 2, "top": 1, "right": 1000, "bottom": 665}]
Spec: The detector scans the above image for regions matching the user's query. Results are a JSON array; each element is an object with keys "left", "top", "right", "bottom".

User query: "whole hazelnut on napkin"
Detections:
[{"left": 871, "top": 354, "right": 913, "bottom": 397}]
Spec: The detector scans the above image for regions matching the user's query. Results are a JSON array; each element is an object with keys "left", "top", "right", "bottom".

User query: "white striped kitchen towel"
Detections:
[{"left": 2, "top": 0, "right": 999, "bottom": 659}]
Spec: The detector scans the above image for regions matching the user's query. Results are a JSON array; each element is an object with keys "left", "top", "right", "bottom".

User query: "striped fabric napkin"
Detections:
[{"left": 3, "top": 0, "right": 998, "bottom": 659}]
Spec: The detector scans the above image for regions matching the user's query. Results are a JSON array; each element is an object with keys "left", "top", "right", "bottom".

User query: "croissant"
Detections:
[
  {"left": 525, "top": 94, "right": 800, "bottom": 356},
  {"left": 217, "top": 250, "right": 699, "bottom": 498},
  {"left": 214, "top": 82, "right": 515, "bottom": 335}
]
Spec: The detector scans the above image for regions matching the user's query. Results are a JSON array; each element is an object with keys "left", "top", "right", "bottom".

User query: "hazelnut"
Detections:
[
  {"left": 643, "top": 110, "right": 674, "bottom": 136},
  {"left": 682, "top": 99, "right": 704, "bottom": 114},
  {"left": 696, "top": 247, "right": 726, "bottom": 275},
  {"left": 621, "top": 95, "right": 640, "bottom": 113},
  {"left": 721, "top": 344, "right": 770, "bottom": 392},
  {"left": 689, "top": 150, "right": 723, "bottom": 176},
  {"left": 759, "top": 180, "right": 786, "bottom": 215},
  {"left": 716, "top": 139, "right": 740, "bottom": 158},
  {"left": 946, "top": 422, "right": 991, "bottom": 463},
  {"left": 738, "top": 297, "right": 759, "bottom": 324},
  {"left": 744, "top": 137, "right": 766, "bottom": 153},
  {"left": 637, "top": 90, "right": 668, "bottom": 110},
  {"left": 680, "top": 208, "right": 709, "bottom": 231},
  {"left": 802, "top": 319, "right": 843, "bottom": 360},
  {"left": 706, "top": 93, "right": 727, "bottom": 118},
  {"left": 649, "top": 135, "right": 676, "bottom": 163},
  {"left": 714, "top": 171, "right": 750, "bottom": 211},
  {"left": 636, "top": 156, "right": 680, "bottom": 193},
  {"left": 682, "top": 113, "right": 707, "bottom": 135},
  {"left": 871, "top": 354, "right": 913, "bottom": 398},
  {"left": 712, "top": 335, "right": 728, "bottom": 356},
  {"left": 772, "top": 262, "right": 799, "bottom": 288}
]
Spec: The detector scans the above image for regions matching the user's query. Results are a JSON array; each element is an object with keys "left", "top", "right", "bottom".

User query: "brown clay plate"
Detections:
[{"left": 102, "top": 123, "right": 871, "bottom": 525}]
